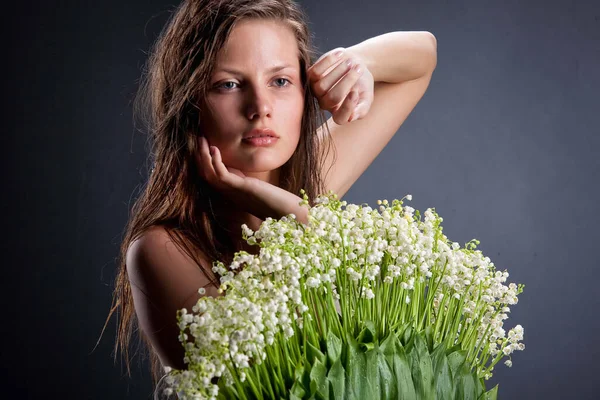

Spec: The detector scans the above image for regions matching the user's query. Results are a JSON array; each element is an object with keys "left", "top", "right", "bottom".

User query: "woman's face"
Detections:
[{"left": 201, "top": 19, "right": 305, "bottom": 176}]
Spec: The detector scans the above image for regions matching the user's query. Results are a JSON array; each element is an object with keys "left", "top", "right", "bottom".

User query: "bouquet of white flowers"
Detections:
[{"left": 162, "top": 191, "right": 525, "bottom": 400}]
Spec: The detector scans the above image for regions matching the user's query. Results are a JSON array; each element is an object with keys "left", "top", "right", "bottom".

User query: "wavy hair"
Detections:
[{"left": 98, "top": 0, "right": 334, "bottom": 395}]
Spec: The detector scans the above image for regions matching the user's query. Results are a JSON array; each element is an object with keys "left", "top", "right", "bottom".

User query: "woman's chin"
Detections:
[
  {"left": 241, "top": 161, "right": 285, "bottom": 174},
  {"left": 237, "top": 153, "right": 291, "bottom": 173}
]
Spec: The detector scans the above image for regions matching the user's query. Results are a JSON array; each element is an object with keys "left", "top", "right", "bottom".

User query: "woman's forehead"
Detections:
[{"left": 214, "top": 19, "right": 300, "bottom": 70}]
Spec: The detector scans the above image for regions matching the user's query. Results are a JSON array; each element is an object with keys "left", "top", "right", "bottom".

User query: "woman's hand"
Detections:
[
  {"left": 196, "top": 135, "right": 250, "bottom": 194},
  {"left": 195, "top": 136, "right": 309, "bottom": 224},
  {"left": 307, "top": 47, "right": 374, "bottom": 124}
]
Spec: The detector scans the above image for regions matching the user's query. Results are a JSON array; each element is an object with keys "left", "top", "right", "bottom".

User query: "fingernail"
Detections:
[
  {"left": 354, "top": 64, "right": 362, "bottom": 74},
  {"left": 334, "top": 50, "right": 343, "bottom": 58}
]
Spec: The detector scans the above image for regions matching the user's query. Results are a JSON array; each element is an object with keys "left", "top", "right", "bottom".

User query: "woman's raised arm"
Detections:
[{"left": 309, "top": 31, "right": 438, "bottom": 198}]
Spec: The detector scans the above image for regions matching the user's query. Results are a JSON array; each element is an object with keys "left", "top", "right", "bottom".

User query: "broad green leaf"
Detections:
[
  {"left": 307, "top": 341, "right": 327, "bottom": 366},
  {"left": 380, "top": 334, "right": 396, "bottom": 363},
  {"left": 408, "top": 332, "right": 434, "bottom": 400},
  {"left": 357, "top": 320, "right": 376, "bottom": 351},
  {"left": 478, "top": 384, "right": 499, "bottom": 400},
  {"left": 346, "top": 336, "right": 370, "bottom": 399},
  {"left": 365, "top": 349, "right": 381, "bottom": 398},
  {"left": 326, "top": 331, "right": 343, "bottom": 366},
  {"left": 290, "top": 379, "right": 306, "bottom": 400},
  {"left": 376, "top": 347, "right": 397, "bottom": 400},
  {"left": 424, "top": 325, "right": 434, "bottom": 353},
  {"left": 447, "top": 349, "right": 467, "bottom": 381},
  {"left": 310, "top": 358, "right": 329, "bottom": 399},
  {"left": 393, "top": 336, "right": 417, "bottom": 400},
  {"left": 445, "top": 343, "right": 462, "bottom": 357},
  {"left": 475, "top": 375, "right": 485, "bottom": 397},
  {"left": 431, "top": 343, "right": 454, "bottom": 400},
  {"left": 454, "top": 361, "right": 478, "bottom": 400},
  {"left": 402, "top": 325, "right": 414, "bottom": 347},
  {"left": 327, "top": 357, "right": 346, "bottom": 400},
  {"left": 300, "top": 359, "right": 312, "bottom": 395}
]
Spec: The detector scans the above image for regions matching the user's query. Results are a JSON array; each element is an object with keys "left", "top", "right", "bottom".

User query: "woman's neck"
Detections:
[
  {"left": 213, "top": 202, "right": 263, "bottom": 255},
  {"left": 213, "top": 167, "right": 281, "bottom": 255},
  {"left": 244, "top": 167, "right": 281, "bottom": 187}
]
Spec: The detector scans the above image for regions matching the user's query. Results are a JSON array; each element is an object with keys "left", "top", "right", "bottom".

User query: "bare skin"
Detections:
[{"left": 127, "top": 19, "right": 437, "bottom": 369}]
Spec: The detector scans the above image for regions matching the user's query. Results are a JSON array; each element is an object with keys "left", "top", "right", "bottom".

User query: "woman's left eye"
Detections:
[{"left": 273, "top": 78, "right": 291, "bottom": 87}]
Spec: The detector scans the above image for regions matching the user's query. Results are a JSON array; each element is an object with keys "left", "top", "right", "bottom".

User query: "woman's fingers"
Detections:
[
  {"left": 197, "top": 136, "right": 245, "bottom": 190},
  {"left": 349, "top": 100, "right": 369, "bottom": 122},
  {"left": 324, "top": 63, "right": 363, "bottom": 111},
  {"left": 209, "top": 145, "right": 230, "bottom": 182},
  {"left": 312, "top": 58, "right": 350, "bottom": 98},
  {"left": 332, "top": 90, "right": 359, "bottom": 125},
  {"left": 307, "top": 47, "right": 345, "bottom": 81},
  {"left": 197, "top": 136, "right": 217, "bottom": 183}
]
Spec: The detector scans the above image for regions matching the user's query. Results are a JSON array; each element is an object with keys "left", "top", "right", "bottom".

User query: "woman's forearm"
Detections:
[
  {"left": 347, "top": 31, "right": 437, "bottom": 84},
  {"left": 244, "top": 178, "right": 310, "bottom": 225}
]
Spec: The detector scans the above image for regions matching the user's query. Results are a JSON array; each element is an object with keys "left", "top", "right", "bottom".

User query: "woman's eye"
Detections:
[
  {"left": 218, "top": 81, "right": 238, "bottom": 90},
  {"left": 273, "top": 78, "right": 290, "bottom": 87}
]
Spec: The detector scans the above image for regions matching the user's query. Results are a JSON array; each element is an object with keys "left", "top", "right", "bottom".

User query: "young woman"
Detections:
[{"left": 103, "top": 0, "right": 437, "bottom": 393}]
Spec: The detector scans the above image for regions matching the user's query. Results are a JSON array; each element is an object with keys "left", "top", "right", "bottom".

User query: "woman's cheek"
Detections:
[{"left": 282, "top": 92, "right": 304, "bottom": 134}]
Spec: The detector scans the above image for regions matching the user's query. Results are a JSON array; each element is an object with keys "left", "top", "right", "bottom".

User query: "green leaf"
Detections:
[
  {"left": 346, "top": 336, "right": 370, "bottom": 399},
  {"left": 393, "top": 335, "right": 417, "bottom": 400},
  {"left": 445, "top": 343, "right": 462, "bottom": 357},
  {"left": 326, "top": 331, "right": 343, "bottom": 366},
  {"left": 475, "top": 375, "right": 485, "bottom": 397},
  {"left": 478, "top": 384, "right": 499, "bottom": 400},
  {"left": 407, "top": 332, "right": 434, "bottom": 400},
  {"left": 365, "top": 349, "right": 381, "bottom": 398},
  {"left": 290, "top": 379, "right": 306, "bottom": 400},
  {"left": 357, "top": 320, "right": 376, "bottom": 351},
  {"left": 380, "top": 334, "right": 396, "bottom": 366},
  {"left": 447, "top": 349, "right": 467, "bottom": 381},
  {"left": 310, "top": 358, "right": 329, "bottom": 400},
  {"left": 454, "top": 361, "right": 478, "bottom": 400},
  {"left": 401, "top": 325, "right": 414, "bottom": 347},
  {"left": 299, "top": 360, "right": 312, "bottom": 396},
  {"left": 431, "top": 343, "right": 454, "bottom": 400},
  {"left": 376, "top": 346, "right": 397, "bottom": 400},
  {"left": 424, "top": 325, "right": 435, "bottom": 354},
  {"left": 307, "top": 340, "right": 327, "bottom": 366},
  {"left": 327, "top": 357, "right": 346, "bottom": 400}
]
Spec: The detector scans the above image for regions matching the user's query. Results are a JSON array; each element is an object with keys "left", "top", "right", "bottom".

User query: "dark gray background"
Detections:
[{"left": 4, "top": 0, "right": 599, "bottom": 398}]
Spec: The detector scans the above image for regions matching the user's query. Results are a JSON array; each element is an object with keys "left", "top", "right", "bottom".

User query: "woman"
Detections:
[{"left": 103, "top": 0, "right": 437, "bottom": 394}]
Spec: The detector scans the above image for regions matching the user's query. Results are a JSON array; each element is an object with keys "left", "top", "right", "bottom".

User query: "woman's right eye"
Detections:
[{"left": 217, "top": 81, "right": 238, "bottom": 90}]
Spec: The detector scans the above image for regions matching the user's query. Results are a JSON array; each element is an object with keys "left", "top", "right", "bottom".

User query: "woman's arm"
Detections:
[
  {"left": 127, "top": 226, "right": 221, "bottom": 370},
  {"left": 347, "top": 31, "right": 437, "bottom": 84},
  {"left": 312, "top": 31, "right": 438, "bottom": 198}
]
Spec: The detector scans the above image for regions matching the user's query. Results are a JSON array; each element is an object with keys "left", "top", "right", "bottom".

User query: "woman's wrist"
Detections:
[{"left": 244, "top": 178, "right": 309, "bottom": 225}]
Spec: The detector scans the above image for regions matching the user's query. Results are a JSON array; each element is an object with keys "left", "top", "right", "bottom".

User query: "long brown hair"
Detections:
[{"left": 99, "top": 0, "right": 335, "bottom": 395}]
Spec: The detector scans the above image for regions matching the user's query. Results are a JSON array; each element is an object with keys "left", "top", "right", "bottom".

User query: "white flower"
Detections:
[{"left": 165, "top": 193, "right": 524, "bottom": 397}]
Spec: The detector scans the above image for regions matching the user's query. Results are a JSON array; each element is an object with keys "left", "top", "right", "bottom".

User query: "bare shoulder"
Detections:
[
  {"left": 126, "top": 225, "right": 219, "bottom": 368},
  {"left": 127, "top": 225, "right": 220, "bottom": 305}
]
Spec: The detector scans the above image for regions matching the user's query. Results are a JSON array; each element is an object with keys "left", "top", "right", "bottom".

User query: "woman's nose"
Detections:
[{"left": 245, "top": 87, "right": 272, "bottom": 120}]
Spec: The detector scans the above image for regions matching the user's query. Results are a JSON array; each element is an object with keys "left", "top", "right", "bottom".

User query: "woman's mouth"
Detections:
[
  {"left": 242, "top": 128, "right": 279, "bottom": 147},
  {"left": 242, "top": 136, "right": 279, "bottom": 146}
]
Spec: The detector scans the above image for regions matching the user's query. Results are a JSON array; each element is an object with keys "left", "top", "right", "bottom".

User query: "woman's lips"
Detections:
[{"left": 241, "top": 136, "right": 279, "bottom": 146}]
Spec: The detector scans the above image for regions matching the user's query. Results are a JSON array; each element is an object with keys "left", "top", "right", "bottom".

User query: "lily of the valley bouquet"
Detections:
[{"left": 163, "top": 191, "right": 525, "bottom": 399}]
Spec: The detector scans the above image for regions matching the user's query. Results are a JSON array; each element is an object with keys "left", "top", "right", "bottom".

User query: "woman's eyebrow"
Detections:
[{"left": 215, "top": 64, "right": 296, "bottom": 75}]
